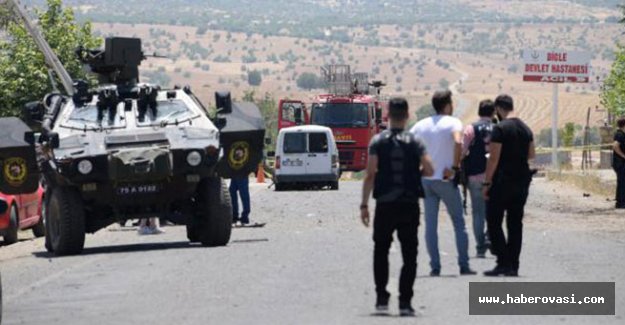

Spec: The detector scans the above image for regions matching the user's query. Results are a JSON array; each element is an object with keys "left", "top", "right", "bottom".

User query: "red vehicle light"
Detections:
[{"left": 275, "top": 156, "right": 281, "bottom": 169}]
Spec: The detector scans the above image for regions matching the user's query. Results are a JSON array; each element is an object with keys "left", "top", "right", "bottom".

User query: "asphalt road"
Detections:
[{"left": 0, "top": 178, "right": 624, "bottom": 325}]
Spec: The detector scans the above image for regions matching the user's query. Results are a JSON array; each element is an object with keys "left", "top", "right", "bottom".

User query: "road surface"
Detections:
[{"left": 0, "top": 178, "right": 624, "bottom": 325}]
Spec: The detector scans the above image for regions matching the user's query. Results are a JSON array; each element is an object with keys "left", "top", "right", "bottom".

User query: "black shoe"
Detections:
[
  {"left": 430, "top": 269, "right": 440, "bottom": 277},
  {"left": 375, "top": 295, "right": 389, "bottom": 312},
  {"left": 484, "top": 266, "right": 509, "bottom": 277},
  {"left": 505, "top": 269, "right": 519, "bottom": 277},
  {"left": 460, "top": 267, "right": 477, "bottom": 275},
  {"left": 399, "top": 301, "right": 415, "bottom": 317}
]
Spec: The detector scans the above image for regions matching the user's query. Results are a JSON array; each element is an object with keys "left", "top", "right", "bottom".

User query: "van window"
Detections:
[
  {"left": 283, "top": 133, "right": 307, "bottom": 154},
  {"left": 309, "top": 133, "right": 328, "bottom": 153}
]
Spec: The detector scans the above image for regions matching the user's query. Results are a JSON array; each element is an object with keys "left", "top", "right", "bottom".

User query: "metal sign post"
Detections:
[{"left": 551, "top": 83, "right": 559, "bottom": 168}]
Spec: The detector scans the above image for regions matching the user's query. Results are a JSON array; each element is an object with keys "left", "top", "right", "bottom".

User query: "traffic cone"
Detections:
[{"left": 256, "top": 164, "right": 266, "bottom": 183}]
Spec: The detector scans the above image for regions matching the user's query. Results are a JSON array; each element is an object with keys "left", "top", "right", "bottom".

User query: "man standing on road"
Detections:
[
  {"left": 410, "top": 90, "right": 475, "bottom": 277},
  {"left": 360, "top": 97, "right": 434, "bottom": 316},
  {"left": 462, "top": 100, "right": 495, "bottom": 258},
  {"left": 612, "top": 117, "right": 625, "bottom": 209},
  {"left": 230, "top": 175, "right": 251, "bottom": 226},
  {"left": 482, "top": 94, "right": 535, "bottom": 277}
]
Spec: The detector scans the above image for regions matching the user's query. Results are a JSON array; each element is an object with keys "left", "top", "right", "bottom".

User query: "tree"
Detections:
[
  {"left": 0, "top": 0, "right": 100, "bottom": 117},
  {"left": 415, "top": 104, "right": 434, "bottom": 122},
  {"left": 439, "top": 78, "right": 450, "bottom": 90},
  {"left": 601, "top": 5, "right": 625, "bottom": 117},
  {"left": 561, "top": 122, "right": 576, "bottom": 147},
  {"left": 601, "top": 47, "right": 625, "bottom": 117},
  {"left": 247, "top": 70, "right": 262, "bottom": 87},
  {"left": 296, "top": 72, "right": 323, "bottom": 90}
]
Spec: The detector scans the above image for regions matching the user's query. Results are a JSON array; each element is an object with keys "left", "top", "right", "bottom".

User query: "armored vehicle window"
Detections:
[
  {"left": 309, "top": 133, "right": 329, "bottom": 153},
  {"left": 137, "top": 99, "right": 195, "bottom": 126},
  {"left": 283, "top": 133, "right": 307, "bottom": 154},
  {"left": 65, "top": 102, "right": 125, "bottom": 129}
]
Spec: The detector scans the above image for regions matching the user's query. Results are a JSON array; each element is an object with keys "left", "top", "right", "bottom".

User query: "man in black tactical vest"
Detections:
[
  {"left": 482, "top": 95, "right": 535, "bottom": 277},
  {"left": 462, "top": 100, "right": 495, "bottom": 258},
  {"left": 612, "top": 117, "right": 625, "bottom": 209},
  {"left": 360, "top": 98, "right": 434, "bottom": 316}
]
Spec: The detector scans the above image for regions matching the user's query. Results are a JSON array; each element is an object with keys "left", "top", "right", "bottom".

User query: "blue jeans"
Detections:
[
  {"left": 229, "top": 178, "right": 251, "bottom": 224},
  {"left": 468, "top": 180, "right": 488, "bottom": 254},
  {"left": 422, "top": 179, "right": 470, "bottom": 271}
]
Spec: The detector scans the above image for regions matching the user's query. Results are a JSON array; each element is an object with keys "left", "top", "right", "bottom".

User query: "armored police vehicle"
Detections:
[
  {"left": 22, "top": 37, "right": 265, "bottom": 256},
  {"left": 6, "top": 0, "right": 264, "bottom": 256}
]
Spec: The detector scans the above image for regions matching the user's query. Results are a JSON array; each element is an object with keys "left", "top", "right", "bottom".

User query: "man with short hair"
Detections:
[
  {"left": 612, "top": 117, "right": 625, "bottom": 209},
  {"left": 482, "top": 94, "right": 535, "bottom": 277},
  {"left": 410, "top": 90, "right": 475, "bottom": 276},
  {"left": 360, "top": 97, "right": 434, "bottom": 316},
  {"left": 462, "top": 99, "right": 495, "bottom": 258}
]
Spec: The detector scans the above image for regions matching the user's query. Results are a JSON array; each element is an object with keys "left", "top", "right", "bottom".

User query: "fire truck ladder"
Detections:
[
  {"left": 321, "top": 64, "right": 353, "bottom": 96},
  {"left": 1, "top": 0, "right": 75, "bottom": 95}
]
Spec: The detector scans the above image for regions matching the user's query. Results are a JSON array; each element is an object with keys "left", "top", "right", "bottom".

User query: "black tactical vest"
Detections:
[
  {"left": 373, "top": 130, "right": 423, "bottom": 203},
  {"left": 464, "top": 120, "right": 493, "bottom": 176}
]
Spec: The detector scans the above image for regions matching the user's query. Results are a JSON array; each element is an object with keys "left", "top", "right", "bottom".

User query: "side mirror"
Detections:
[
  {"left": 22, "top": 101, "right": 45, "bottom": 128},
  {"left": 375, "top": 108, "right": 382, "bottom": 124},
  {"left": 214, "top": 117, "right": 227, "bottom": 130},
  {"left": 264, "top": 138, "right": 272, "bottom": 145},
  {"left": 294, "top": 108, "right": 303, "bottom": 125},
  {"left": 0, "top": 199, "right": 8, "bottom": 215},
  {"left": 215, "top": 91, "right": 232, "bottom": 114},
  {"left": 267, "top": 151, "right": 276, "bottom": 158},
  {"left": 48, "top": 132, "right": 60, "bottom": 149}
]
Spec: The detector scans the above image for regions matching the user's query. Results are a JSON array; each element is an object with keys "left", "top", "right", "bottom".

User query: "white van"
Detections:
[{"left": 271, "top": 125, "right": 340, "bottom": 191}]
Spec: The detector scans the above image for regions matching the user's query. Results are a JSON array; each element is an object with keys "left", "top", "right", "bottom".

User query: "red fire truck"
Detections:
[{"left": 278, "top": 65, "right": 387, "bottom": 172}]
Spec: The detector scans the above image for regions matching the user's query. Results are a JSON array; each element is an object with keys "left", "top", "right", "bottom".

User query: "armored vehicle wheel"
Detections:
[
  {"left": 31, "top": 201, "right": 45, "bottom": 238},
  {"left": 3, "top": 205, "right": 19, "bottom": 245},
  {"left": 188, "top": 178, "right": 232, "bottom": 246},
  {"left": 46, "top": 187, "right": 86, "bottom": 256}
]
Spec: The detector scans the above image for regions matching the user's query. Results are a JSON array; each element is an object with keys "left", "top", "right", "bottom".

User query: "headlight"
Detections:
[
  {"left": 77, "top": 160, "right": 93, "bottom": 175},
  {"left": 186, "top": 151, "right": 202, "bottom": 167}
]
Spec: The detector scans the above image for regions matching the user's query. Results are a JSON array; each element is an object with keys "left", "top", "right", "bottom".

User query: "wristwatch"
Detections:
[{"left": 360, "top": 204, "right": 368, "bottom": 209}]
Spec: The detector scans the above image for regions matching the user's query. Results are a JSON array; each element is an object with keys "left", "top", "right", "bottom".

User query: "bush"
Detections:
[{"left": 247, "top": 70, "right": 262, "bottom": 86}]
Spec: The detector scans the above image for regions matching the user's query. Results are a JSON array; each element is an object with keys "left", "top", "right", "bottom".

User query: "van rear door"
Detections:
[
  {"left": 305, "top": 132, "right": 332, "bottom": 175},
  {"left": 279, "top": 132, "right": 307, "bottom": 176}
]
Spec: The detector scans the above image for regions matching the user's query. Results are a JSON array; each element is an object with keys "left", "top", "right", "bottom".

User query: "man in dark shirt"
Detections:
[
  {"left": 481, "top": 94, "right": 535, "bottom": 277},
  {"left": 360, "top": 97, "right": 434, "bottom": 316},
  {"left": 613, "top": 118, "right": 625, "bottom": 209}
]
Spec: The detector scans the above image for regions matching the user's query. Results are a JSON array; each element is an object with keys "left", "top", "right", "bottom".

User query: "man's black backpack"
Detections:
[{"left": 463, "top": 120, "right": 493, "bottom": 177}]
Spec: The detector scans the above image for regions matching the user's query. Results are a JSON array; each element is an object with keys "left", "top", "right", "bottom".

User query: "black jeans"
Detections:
[
  {"left": 486, "top": 180, "right": 530, "bottom": 271},
  {"left": 615, "top": 167, "right": 625, "bottom": 208},
  {"left": 373, "top": 201, "right": 419, "bottom": 303}
]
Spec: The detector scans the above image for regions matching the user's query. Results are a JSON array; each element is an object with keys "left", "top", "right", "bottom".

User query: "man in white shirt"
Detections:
[{"left": 410, "top": 90, "right": 475, "bottom": 276}]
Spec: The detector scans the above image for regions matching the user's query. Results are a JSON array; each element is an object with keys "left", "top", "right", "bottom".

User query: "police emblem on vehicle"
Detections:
[
  {"left": 228, "top": 141, "right": 250, "bottom": 170},
  {"left": 2, "top": 157, "right": 28, "bottom": 187}
]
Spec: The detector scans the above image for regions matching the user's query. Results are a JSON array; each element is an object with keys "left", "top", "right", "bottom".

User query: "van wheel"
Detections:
[
  {"left": 330, "top": 181, "right": 339, "bottom": 191},
  {"left": 46, "top": 187, "right": 86, "bottom": 256},
  {"left": 274, "top": 182, "right": 285, "bottom": 192},
  {"left": 3, "top": 205, "right": 19, "bottom": 245},
  {"left": 188, "top": 178, "right": 232, "bottom": 246}
]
